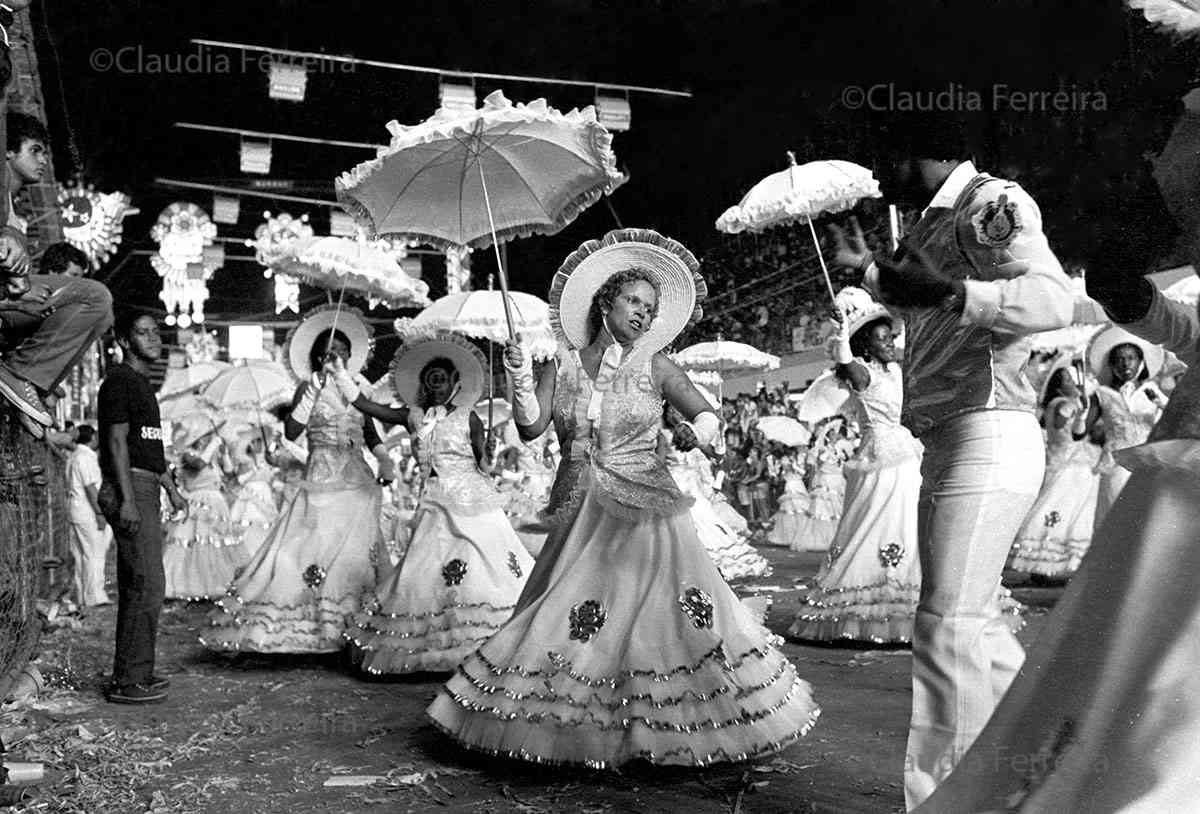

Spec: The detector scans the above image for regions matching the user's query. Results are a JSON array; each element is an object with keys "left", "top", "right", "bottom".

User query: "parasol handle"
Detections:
[
  {"left": 806, "top": 215, "right": 839, "bottom": 305},
  {"left": 315, "top": 282, "right": 350, "bottom": 393},
  {"left": 487, "top": 341, "right": 495, "bottom": 438},
  {"left": 476, "top": 160, "right": 517, "bottom": 340}
]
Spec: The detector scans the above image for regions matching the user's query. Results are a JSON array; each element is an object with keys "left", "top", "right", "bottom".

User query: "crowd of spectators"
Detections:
[{"left": 678, "top": 210, "right": 892, "bottom": 355}]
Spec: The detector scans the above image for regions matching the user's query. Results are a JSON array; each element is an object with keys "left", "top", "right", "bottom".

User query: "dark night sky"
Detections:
[{"left": 29, "top": 0, "right": 1200, "bottom": 328}]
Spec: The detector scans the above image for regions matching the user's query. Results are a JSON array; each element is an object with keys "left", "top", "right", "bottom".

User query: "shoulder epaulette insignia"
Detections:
[{"left": 971, "top": 192, "right": 1022, "bottom": 248}]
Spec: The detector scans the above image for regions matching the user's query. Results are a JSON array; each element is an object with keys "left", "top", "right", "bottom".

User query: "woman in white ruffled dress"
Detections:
[
  {"left": 163, "top": 423, "right": 246, "bottom": 601},
  {"left": 1087, "top": 326, "right": 1166, "bottom": 528},
  {"left": 789, "top": 416, "right": 850, "bottom": 552},
  {"left": 1008, "top": 360, "right": 1102, "bottom": 579},
  {"left": 790, "top": 289, "right": 923, "bottom": 643},
  {"left": 428, "top": 229, "right": 818, "bottom": 768},
  {"left": 766, "top": 449, "right": 811, "bottom": 547},
  {"left": 663, "top": 413, "right": 772, "bottom": 582},
  {"left": 227, "top": 434, "right": 280, "bottom": 559},
  {"left": 202, "top": 308, "right": 387, "bottom": 653},
  {"left": 343, "top": 332, "right": 533, "bottom": 674}
]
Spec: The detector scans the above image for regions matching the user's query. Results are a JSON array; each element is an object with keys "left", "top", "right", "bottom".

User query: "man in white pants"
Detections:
[
  {"left": 832, "top": 120, "right": 1074, "bottom": 809},
  {"left": 66, "top": 424, "right": 111, "bottom": 607}
]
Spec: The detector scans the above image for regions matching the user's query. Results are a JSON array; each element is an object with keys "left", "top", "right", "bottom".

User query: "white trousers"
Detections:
[
  {"left": 69, "top": 504, "right": 112, "bottom": 607},
  {"left": 905, "top": 411, "right": 1045, "bottom": 810}
]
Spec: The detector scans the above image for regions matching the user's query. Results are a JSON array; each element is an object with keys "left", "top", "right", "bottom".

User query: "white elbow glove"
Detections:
[
  {"left": 291, "top": 376, "right": 320, "bottom": 425},
  {"left": 333, "top": 368, "right": 361, "bottom": 404},
  {"left": 678, "top": 411, "right": 720, "bottom": 448},
  {"left": 831, "top": 316, "right": 853, "bottom": 365},
  {"left": 504, "top": 345, "right": 541, "bottom": 426}
]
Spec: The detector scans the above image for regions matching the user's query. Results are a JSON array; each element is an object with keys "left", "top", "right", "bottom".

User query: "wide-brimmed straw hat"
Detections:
[
  {"left": 834, "top": 286, "right": 898, "bottom": 340},
  {"left": 548, "top": 228, "right": 706, "bottom": 354},
  {"left": 284, "top": 304, "right": 373, "bottom": 380},
  {"left": 390, "top": 330, "right": 487, "bottom": 409},
  {"left": 1087, "top": 325, "right": 1164, "bottom": 383}
]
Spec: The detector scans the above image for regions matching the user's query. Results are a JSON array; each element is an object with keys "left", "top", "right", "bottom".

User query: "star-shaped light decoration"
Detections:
[{"left": 59, "top": 183, "right": 133, "bottom": 270}]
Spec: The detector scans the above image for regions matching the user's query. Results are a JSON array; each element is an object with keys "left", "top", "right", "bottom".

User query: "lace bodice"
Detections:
[
  {"left": 845, "top": 360, "right": 922, "bottom": 470},
  {"left": 303, "top": 388, "right": 375, "bottom": 489},
  {"left": 544, "top": 342, "right": 688, "bottom": 523},
  {"left": 414, "top": 407, "right": 503, "bottom": 511},
  {"left": 1096, "top": 383, "right": 1160, "bottom": 452}
]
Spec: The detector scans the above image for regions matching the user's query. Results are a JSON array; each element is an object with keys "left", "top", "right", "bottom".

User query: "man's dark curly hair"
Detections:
[
  {"left": 40, "top": 242, "right": 89, "bottom": 275},
  {"left": 586, "top": 267, "right": 660, "bottom": 342},
  {"left": 7, "top": 112, "right": 48, "bottom": 153},
  {"left": 113, "top": 307, "right": 157, "bottom": 343}
]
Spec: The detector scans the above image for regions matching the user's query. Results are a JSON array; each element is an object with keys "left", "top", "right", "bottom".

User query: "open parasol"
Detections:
[
  {"left": 158, "top": 360, "right": 230, "bottom": 398},
  {"left": 673, "top": 341, "right": 780, "bottom": 377},
  {"left": 755, "top": 415, "right": 812, "bottom": 447},
  {"left": 336, "top": 90, "right": 626, "bottom": 340},
  {"left": 685, "top": 369, "right": 725, "bottom": 390},
  {"left": 158, "top": 392, "right": 214, "bottom": 423},
  {"left": 400, "top": 288, "right": 557, "bottom": 360},
  {"left": 270, "top": 235, "right": 431, "bottom": 308},
  {"left": 716, "top": 153, "right": 882, "bottom": 304},
  {"left": 791, "top": 368, "right": 851, "bottom": 425},
  {"left": 201, "top": 360, "right": 295, "bottom": 411}
]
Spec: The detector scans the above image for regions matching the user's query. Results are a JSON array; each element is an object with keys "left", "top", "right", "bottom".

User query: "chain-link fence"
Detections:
[{"left": 0, "top": 409, "right": 69, "bottom": 700}]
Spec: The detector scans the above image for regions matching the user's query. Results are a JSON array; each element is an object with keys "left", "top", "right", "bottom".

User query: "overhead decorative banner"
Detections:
[
  {"left": 248, "top": 211, "right": 314, "bottom": 314},
  {"left": 59, "top": 183, "right": 133, "bottom": 270},
  {"left": 151, "top": 202, "right": 219, "bottom": 328}
]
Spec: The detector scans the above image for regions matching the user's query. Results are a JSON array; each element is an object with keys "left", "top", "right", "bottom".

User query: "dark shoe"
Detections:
[
  {"left": 145, "top": 675, "right": 170, "bottom": 691},
  {"left": 106, "top": 683, "right": 167, "bottom": 704},
  {"left": 0, "top": 366, "right": 52, "bottom": 426}
]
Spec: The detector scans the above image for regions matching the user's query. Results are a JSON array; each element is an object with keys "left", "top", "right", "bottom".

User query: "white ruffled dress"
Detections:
[
  {"left": 347, "top": 407, "right": 533, "bottom": 674},
  {"left": 428, "top": 342, "right": 819, "bottom": 768}
]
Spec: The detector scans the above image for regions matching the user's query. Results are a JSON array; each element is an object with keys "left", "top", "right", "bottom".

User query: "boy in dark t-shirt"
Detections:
[{"left": 97, "top": 310, "right": 184, "bottom": 704}]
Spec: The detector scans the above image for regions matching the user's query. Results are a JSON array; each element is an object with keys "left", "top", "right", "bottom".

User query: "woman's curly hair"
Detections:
[{"left": 587, "top": 268, "right": 660, "bottom": 342}]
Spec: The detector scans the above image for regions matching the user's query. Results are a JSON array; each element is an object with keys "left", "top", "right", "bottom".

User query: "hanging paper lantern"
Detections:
[
  {"left": 248, "top": 211, "right": 314, "bottom": 314},
  {"left": 151, "top": 202, "right": 218, "bottom": 326},
  {"left": 213, "top": 195, "right": 241, "bottom": 225},
  {"left": 59, "top": 183, "right": 132, "bottom": 270}
]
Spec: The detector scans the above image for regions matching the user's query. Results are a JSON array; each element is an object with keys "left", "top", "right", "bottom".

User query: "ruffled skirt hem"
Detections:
[
  {"left": 426, "top": 645, "right": 820, "bottom": 769},
  {"left": 163, "top": 541, "right": 250, "bottom": 601},
  {"left": 1007, "top": 537, "right": 1090, "bottom": 579},
  {"left": 346, "top": 603, "right": 516, "bottom": 675},
  {"left": 202, "top": 594, "right": 364, "bottom": 653},
  {"left": 790, "top": 582, "right": 920, "bottom": 643}
]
